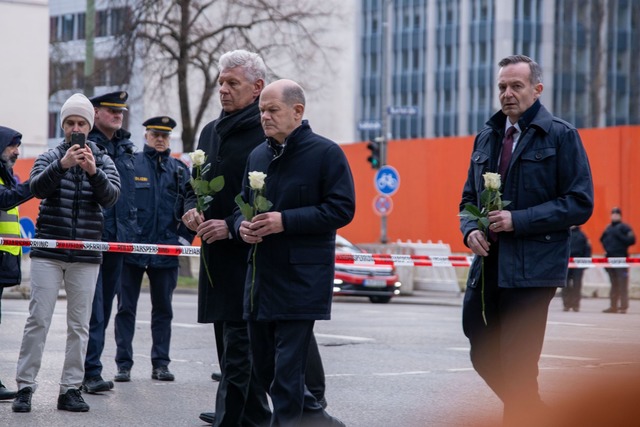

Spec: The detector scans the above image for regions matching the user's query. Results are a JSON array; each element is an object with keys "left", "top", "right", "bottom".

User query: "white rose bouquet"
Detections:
[
  {"left": 459, "top": 172, "right": 511, "bottom": 325},
  {"left": 189, "top": 149, "right": 225, "bottom": 286},
  {"left": 235, "top": 171, "right": 273, "bottom": 311}
]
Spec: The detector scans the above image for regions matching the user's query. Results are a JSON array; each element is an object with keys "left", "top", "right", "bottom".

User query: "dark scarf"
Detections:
[{"left": 214, "top": 98, "right": 261, "bottom": 140}]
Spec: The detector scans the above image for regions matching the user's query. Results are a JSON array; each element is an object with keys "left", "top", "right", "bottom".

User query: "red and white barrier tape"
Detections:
[
  {"left": 0, "top": 237, "right": 201, "bottom": 257},
  {"left": 2, "top": 237, "right": 638, "bottom": 267},
  {"left": 335, "top": 253, "right": 640, "bottom": 269}
]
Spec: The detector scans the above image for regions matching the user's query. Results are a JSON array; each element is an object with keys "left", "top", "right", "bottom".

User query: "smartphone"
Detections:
[{"left": 71, "top": 132, "right": 86, "bottom": 148}]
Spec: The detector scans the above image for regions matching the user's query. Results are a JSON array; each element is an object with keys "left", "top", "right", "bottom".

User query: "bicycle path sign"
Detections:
[{"left": 374, "top": 165, "right": 400, "bottom": 196}]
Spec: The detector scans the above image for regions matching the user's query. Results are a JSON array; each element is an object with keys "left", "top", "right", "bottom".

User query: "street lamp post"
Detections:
[{"left": 379, "top": 0, "right": 392, "bottom": 244}]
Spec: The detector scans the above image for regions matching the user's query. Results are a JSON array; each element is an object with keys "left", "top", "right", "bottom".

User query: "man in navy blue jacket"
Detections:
[
  {"left": 600, "top": 207, "right": 636, "bottom": 314},
  {"left": 459, "top": 55, "right": 593, "bottom": 426},
  {"left": 236, "top": 79, "right": 355, "bottom": 427},
  {"left": 83, "top": 91, "right": 137, "bottom": 394},
  {"left": 113, "top": 116, "right": 193, "bottom": 382}
]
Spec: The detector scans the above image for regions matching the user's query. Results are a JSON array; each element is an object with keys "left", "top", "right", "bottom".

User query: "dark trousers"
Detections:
[
  {"left": 213, "top": 321, "right": 271, "bottom": 427},
  {"left": 85, "top": 252, "right": 125, "bottom": 378},
  {"left": 212, "top": 321, "right": 326, "bottom": 426},
  {"left": 114, "top": 264, "right": 177, "bottom": 370},
  {"left": 561, "top": 268, "right": 584, "bottom": 310},
  {"left": 305, "top": 333, "right": 326, "bottom": 404},
  {"left": 462, "top": 251, "right": 556, "bottom": 425},
  {"left": 249, "top": 319, "right": 326, "bottom": 427},
  {"left": 605, "top": 267, "right": 629, "bottom": 310}
]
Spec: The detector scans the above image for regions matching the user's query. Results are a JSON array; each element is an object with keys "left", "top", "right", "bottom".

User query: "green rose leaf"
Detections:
[
  {"left": 209, "top": 176, "right": 225, "bottom": 193},
  {"left": 478, "top": 216, "right": 490, "bottom": 231},
  {"left": 235, "top": 193, "right": 255, "bottom": 220},
  {"left": 461, "top": 203, "right": 482, "bottom": 218},
  {"left": 255, "top": 194, "right": 272, "bottom": 213}
]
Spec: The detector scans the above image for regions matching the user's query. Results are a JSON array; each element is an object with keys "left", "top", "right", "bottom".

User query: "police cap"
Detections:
[
  {"left": 143, "top": 116, "right": 177, "bottom": 134},
  {"left": 90, "top": 91, "right": 128, "bottom": 110}
]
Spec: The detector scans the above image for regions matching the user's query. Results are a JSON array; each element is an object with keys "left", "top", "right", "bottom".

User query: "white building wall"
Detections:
[
  {"left": 300, "top": 1, "right": 359, "bottom": 144},
  {"left": 0, "top": 0, "right": 50, "bottom": 157}
]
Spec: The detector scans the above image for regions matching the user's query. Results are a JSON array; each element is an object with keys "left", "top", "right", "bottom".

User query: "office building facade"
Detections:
[{"left": 359, "top": 0, "right": 640, "bottom": 141}]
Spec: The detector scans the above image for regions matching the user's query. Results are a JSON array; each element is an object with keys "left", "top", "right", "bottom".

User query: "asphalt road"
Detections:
[{"left": 1, "top": 290, "right": 639, "bottom": 426}]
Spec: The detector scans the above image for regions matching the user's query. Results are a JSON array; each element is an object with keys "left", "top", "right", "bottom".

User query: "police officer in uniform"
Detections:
[
  {"left": 113, "top": 116, "right": 193, "bottom": 382},
  {"left": 83, "top": 91, "right": 137, "bottom": 393}
]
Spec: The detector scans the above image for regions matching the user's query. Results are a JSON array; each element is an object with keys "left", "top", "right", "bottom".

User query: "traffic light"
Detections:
[{"left": 367, "top": 139, "right": 381, "bottom": 169}]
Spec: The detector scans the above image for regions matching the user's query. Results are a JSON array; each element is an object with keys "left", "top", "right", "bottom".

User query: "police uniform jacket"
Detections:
[
  {"left": 600, "top": 221, "right": 635, "bottom": 257},
  {"left": 126, "top": 145, "right": 193, "bottom": 269},
  {"left": 459, "top": 100, "right": 594, "bottom": 289},
  {"left": 570, "top": 227, "right": 591, "bottom": 258},
  {"left": 184, "top": 99, "right": 264, "bottom": 323},
  {"left": 29, "top": 140, "right": 120, "bottom": 263},
  {"left": 233, "top": 120, "right": 356, "bottom": 321},
  {"left": 89, "top": 127, "right": 137, "bottom": 243},
  {"left": 0, "top": 126, "right": 33, "bottom": 286}
]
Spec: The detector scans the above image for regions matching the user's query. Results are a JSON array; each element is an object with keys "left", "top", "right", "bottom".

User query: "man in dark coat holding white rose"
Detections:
[
  {"left": 459, "top": 55, "right": 593, "bottom": 426},
  {"left": 236, "top": 79, "right": 355, "bottom": 427}
]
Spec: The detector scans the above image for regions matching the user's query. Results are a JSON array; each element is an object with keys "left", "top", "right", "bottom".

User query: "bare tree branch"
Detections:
[{"left": 128, "top": 0, "right": 341, "bottom": 151}]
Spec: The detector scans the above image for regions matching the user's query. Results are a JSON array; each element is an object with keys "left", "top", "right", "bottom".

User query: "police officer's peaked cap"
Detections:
[
  {"left": 143, "top": 116, "right": 177, "bottom": 134},
  {"left": 90, "top": 91, "right": 128, "bottom": 110}
]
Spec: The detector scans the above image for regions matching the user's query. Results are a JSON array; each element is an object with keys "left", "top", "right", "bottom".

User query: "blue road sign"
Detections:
[
  {"left": 373, "top": 195, "right": 394, "bottom": 217},
  {"left": 387, "top": 106, "right": 419, "bottom": 115},
  {"left": 19, "top": 217, "right": 35, "bottom": 254},
  {"left": 358, "top": 121, "right": 382, "bottom": 131},
  {"left": 374, "top": 165, "right": 400, "bottom": 196}
]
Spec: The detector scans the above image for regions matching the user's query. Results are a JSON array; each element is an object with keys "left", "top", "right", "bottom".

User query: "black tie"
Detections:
[{"left": 498, "top": 126, "right": 516, "bottom": 179}]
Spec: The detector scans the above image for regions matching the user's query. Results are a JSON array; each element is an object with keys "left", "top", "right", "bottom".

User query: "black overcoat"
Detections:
[{"left": 185, "top": 99, "right": 264, "bottom": 323}]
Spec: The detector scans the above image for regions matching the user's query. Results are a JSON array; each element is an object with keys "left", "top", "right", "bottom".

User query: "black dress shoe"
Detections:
[
  {"left": 0, "top": 380, "right": 17, "bottom": 400},
  {"left": 57, "top": 388, "right": 89, "bottom": 412},
  {"left": 199, "top": 412, "right": 216, "bottom": 424},
  {"left": 211, "top": 372, "right": 222, "bottom": 382},
  {"left": 603, "top": 307, "right": 618, "bottom": 313},
  {"left": 152, "top": 366, "right": 175, "bottom": 381},
  {"left": 114, "top": 368, "right": 131, "bottom": 382},
  {"left": 81, "top": 375, "right": 114, "bottom": 393},
  {"left": 12, "top": 387, "right": 33, "bottom": 413},
  {"left": 317, "top": 396, "right": 328, "bottom": 409}
]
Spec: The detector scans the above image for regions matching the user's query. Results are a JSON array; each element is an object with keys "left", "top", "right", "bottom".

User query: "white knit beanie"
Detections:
[{"left": 60, "top": 93, "right": 95, "bottom": 130}]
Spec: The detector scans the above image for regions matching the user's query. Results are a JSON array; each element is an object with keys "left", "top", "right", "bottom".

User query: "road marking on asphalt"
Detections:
[
  {"left": 449, "top": 347, "right": 597, "bottom": 362},
  {"left": 540, "top": 354, "right": 598, "bottom": 361},
  {"left": 548, "top": 321, "right": 594, "bottom": 327},
  {"left": 315, "top": 333, "right": 375, "bottom": 342},
  {"left": 373, "top": 371, "right": 432, "bottom": 376},
  {"left": 136, "top": 319, "right": 205, "bottom": 328}
]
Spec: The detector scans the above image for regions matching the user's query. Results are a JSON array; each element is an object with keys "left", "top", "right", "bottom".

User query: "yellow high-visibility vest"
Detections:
[{"left": 0, "top": 176, "right": 21, "bottom": 256}]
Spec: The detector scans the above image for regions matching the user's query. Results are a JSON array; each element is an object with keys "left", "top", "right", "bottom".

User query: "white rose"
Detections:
[
  {"left": 483, "top": 172, "right": 502, "bottom": 191},
  {"left": 248, "top": 171, "right": 267, "bottom": 190},
  {"left": 190, "top": 149, "right": 206, "bottom": 166}
]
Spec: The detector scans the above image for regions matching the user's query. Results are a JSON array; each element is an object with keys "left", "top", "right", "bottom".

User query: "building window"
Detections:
[
  {"left": 111, "top": 7, "right": 130, "bottom": 35},
  {"left": 60, "top": 14, "right": 75, "bottom": 42},
  {"left": 96, "top": 10, "right": 108, "bottom": 37},
  {"left": 48, "top": 112, "right": 62, "bottom": 139},
  {"left": 77, "top": 13, "right": 86, "bottom": 40},
  {"left": 50, "top": 16, "right": 59, "bottom": 42}
]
